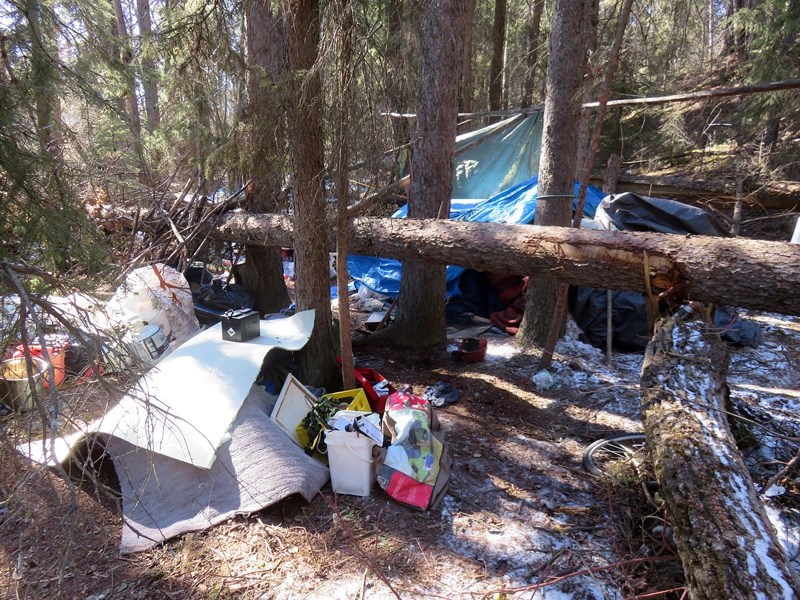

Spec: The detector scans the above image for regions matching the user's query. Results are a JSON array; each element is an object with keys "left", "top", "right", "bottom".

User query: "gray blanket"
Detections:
[{"left": 107, "top": 389, "right": 330, "bottom": 553}]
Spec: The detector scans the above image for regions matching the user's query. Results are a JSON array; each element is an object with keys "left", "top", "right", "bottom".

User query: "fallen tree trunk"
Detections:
[
  {"left": 598, "top": 174, "right": 800, "bottom": 210},
  {"left": 209, "top": 212, "right": 800, "bottom": 316},
  {"left": 640, "top": 314, "right": 800, "bottom": 599}
]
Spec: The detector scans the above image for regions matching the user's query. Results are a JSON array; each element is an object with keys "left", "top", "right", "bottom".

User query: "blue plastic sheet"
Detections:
[{"left": 348, "top": 176, "right": 606, "bottom": 297}]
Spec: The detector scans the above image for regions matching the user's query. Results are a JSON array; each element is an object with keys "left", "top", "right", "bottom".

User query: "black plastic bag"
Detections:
[{"left": 194, "top": 280, "right": 255, "bottom": 312}]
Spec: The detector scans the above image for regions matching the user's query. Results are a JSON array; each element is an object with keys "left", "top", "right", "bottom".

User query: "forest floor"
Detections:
[{"left": 1, "top": 296, "right": 799, "bottom": 599}]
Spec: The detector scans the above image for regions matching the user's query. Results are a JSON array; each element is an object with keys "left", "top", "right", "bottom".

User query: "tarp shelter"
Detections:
[
  {"left": 451, "top": 112, "right": 543, "bottom": 201},
  {"left": 348, "top": 112, "right": 606, "bottom": 297}
]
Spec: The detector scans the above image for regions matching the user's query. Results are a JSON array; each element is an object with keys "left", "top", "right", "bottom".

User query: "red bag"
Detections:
[{"left": 374, "top": 392, "right": 451, "bottom": 510}]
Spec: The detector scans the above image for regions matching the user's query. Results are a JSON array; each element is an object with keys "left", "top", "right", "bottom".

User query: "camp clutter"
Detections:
[
  {"left": 269, "top": 371, "right": 451, "bottom": 509},
  {"left": 0, "top": 264, "right": 199, "bottom": 412}
]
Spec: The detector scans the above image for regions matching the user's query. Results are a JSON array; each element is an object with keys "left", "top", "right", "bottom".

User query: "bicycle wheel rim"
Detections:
[{"left": 582, "top": 433, "right": 647, "bottom": 476}]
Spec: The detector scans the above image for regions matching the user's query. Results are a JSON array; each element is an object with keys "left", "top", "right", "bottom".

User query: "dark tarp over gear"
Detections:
[{"left": 569, "top": 193, "right": 760, "bottom": 351}]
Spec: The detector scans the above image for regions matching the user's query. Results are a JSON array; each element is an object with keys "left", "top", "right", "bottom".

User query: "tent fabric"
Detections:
[
  {"left": 599, "top": 192, "right": 732, "bottom": 237},
  {"left": 570, "top": 194, "right": 759, "bottom": 352},
  {"left": 348, "top": 176, "right": 606, "bottom": 298},
  {"left": 451, "top": 113, "right": 543, "bottom": 201}
]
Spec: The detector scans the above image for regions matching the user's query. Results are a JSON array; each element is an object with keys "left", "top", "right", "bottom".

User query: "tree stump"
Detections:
[{"left": 640, "top": 312, "right": 800, "bottom": 599}]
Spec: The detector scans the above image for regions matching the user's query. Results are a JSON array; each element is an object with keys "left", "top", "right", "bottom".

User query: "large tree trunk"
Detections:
[
  {"left": 488, "top": 0, "right": 507, "bottom": 114},
  {"left": 334, "top": 0, "right": 356, "bottom": 390},
  {"left": 394, "top": 0, "right": 466, "bottom": 350},
  {"left": 640, "top": 314, "right": 800, "bottom": 599},
  {"left": 521, "top": 0, "right": 544, "bottom": 109},
  {"left": 518, "top": 0, "right": 590, "bottom": 348},
  {"left": 242, "top": 0, "right": 290, "bottom": 316},
  {"left": 210, "top": 213, "right": 800, "bottom": 316},
  {"left": 284, "top": 0, "right": 337, "bottom": 387},
  {"left": 539, "top": 0, "right": 632, "bottom": 369},
  {"left": 459, "top": 0, "right": 477, "bottom": 116},
  {"left": 136, "top": 0, "right": 160, "bottom": 133}
]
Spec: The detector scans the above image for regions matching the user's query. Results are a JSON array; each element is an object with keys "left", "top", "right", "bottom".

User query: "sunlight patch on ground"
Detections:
[
  {"left": 730, "top": 383, "right": 800, "bottom": 399},
  {"left": 455, "top": 370, "right": 556, "bottom": 409},
  {"left": 484, "top": 340, "right": 520, "bottom": 360}
]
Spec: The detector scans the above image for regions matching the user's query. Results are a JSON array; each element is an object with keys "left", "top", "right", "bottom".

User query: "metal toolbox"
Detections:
[{"left": 221, "top": 309, "right": 260, "bottom": 342}]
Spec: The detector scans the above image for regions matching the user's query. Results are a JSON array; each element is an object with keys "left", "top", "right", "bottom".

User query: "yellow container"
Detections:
[{"left": 321, "top": 388, "right": 370, "bottom": 413}]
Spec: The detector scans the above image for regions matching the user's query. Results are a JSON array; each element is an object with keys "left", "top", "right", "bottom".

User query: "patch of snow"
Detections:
[
  {"left": 765, "top": 485, "right": 786, "bottom": 498},
  {"left": 764, "top": 502, "right": 800, "bottom": 569}
]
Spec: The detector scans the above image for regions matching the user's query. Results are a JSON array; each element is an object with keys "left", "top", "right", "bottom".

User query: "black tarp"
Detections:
[
  {"left": 600, "top": 192, "right": 731, "bottom": 237},
  {"left": 569, "top": 193, "right": 760, "bottom": 351}
]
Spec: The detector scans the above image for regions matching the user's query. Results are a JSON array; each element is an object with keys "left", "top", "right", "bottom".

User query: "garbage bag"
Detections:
[
  {"left": 568, "top": 286, "right": 651, "bottom": 352},
  {"left": 105, "top": 263, "right": 201, "bottom": 348},
  {"left": 714, "top": 305, "right": 761, "bottom": 348},
  {"left": 194, "top": 280, "right": 255, "bottom": 312}
]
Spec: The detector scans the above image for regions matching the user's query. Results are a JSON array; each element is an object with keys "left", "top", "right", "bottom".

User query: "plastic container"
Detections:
[
  {"left": 320, "top": 388, "right": 370, "bottom": 413},
  {"left": 133, "top": 324, "right": 170, "bottom": 363},
  {"left": 0, "top": 356, "right": 47, "bottom": 412},
  {"left": 354, "top": 368, "right": 396, "bottom": 413},
  {"left": 14, "top": 335, "right": 69, "bottom": 388},
  {"left": 324, "top": 429, "right": 376, "bottom": 496}
]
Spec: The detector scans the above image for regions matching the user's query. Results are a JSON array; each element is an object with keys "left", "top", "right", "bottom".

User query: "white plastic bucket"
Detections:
[{"left": 325, "top": 430, "right": 376, "bottom": 496}]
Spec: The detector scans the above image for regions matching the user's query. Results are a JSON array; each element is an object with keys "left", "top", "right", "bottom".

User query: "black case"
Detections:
[{"left": 221, "top": 309, "right": 260, "bottom": 342}]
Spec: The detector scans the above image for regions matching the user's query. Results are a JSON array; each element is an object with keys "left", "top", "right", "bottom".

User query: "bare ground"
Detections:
[{"left": 1, "top": 308, "right": 798, "bottom": 600}]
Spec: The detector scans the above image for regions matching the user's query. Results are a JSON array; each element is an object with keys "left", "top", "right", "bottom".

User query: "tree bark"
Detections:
[
  {"left": 136, "top": 0, "right": 160, "bottom": 132},
  {"left": 210, "top": 213, "right": 800, "bottom": 316},
  {"left": 242, "top": 0, "right": 290, "bottom": 316},
  {"left": 488, "top": 0, "right": 507, "bottom": 114},
  {"left": 519, "top": 0, "right": 590, "bottom": 348},
  {"left": 521, "top": 0, "right": 544, "bottom": 109},
  {"left": 459, "top": 0, "right": 477, "bottom": 116},
  {"left": 335, "top": 0, "right": 356, "bottom": 390},
  {"left": 394, "top": 0, "right": 466, "bottom": 350},
  {"left": 284, "top": 0, "right": 338, "bottom": 387},
  {"left": 640, "top": 315, "right": 800, "bottom": 599}
]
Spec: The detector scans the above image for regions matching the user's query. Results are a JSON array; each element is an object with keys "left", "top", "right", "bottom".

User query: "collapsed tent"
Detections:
[{"left": 18, "top": 310, "right": 330, "bottom": 553}]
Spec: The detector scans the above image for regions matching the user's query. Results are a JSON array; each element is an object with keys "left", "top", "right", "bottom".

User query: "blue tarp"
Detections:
[
  {"left": 451, "top": 113, "right": 543, "bottom": 200},
  {"left": 348, "top": 175, "right": 606, "bottom": 297}
]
